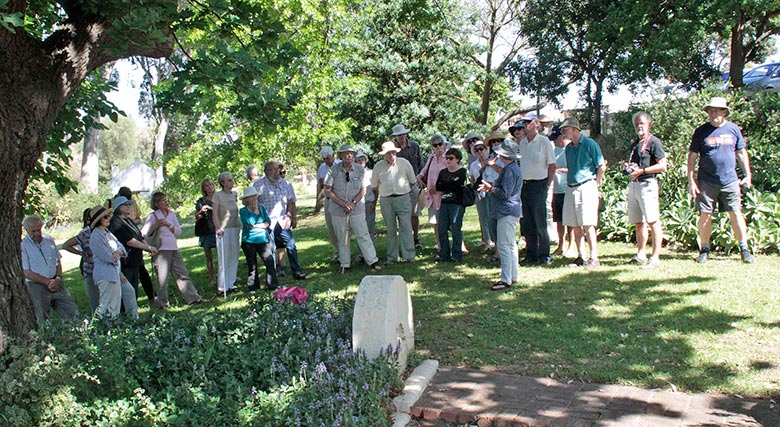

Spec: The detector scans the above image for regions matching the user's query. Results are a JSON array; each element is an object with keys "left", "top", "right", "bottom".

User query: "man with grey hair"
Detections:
[
  {"left": 21, "top": 214, "right": 79, "bottom": 323},
  {"left": 246, "top": 165, "right": 260, "bottom": 184},
  {"left": 625, "top": 111, "right": 667, "bottom": 268},
  {"left": 254, "top": 161, "right": 308, "bottom": 280},
  {"left": 314, "top": 146, "right": 336, "bottom": 214}
]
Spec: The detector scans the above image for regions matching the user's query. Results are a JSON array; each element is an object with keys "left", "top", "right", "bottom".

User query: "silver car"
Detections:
[{"left": 743, "top": 62, "right": 780, "bottom": 94}]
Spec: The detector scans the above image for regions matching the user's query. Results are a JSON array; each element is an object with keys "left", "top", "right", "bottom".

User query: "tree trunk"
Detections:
[
  {"left": 80, "top": 126, "right": 100, "bottom": 194},
  {"left": 0, "top": 0, "right": 176, "bottom": 352},
  {"left": 591, "top": 77, "right": 604, "bottom": 137},
  {"left": 730, "top": 12, "right": 746, "bottom": 88},
  {"left": 153, "top": 117, "right": 168, "bottom": 189}
]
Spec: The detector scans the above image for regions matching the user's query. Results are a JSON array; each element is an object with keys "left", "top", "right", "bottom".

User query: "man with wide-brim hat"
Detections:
[
  {"left": 478, "top": 142, "right": 523, "bottom": 291},
  {"left": 687, "top": 96, "right": 754, "bottom": 264},
  {"left": 390, "top": 123, "right": 424, "bottom": 249},
  {"left": 560, "top": 116, "right": 606, "bottom": 269},
  {"left": 372, "top": 141, "right": 417, "bottom": 263},
  {"left": 324, "top": 144, "right": 382, "bottom": 273}
]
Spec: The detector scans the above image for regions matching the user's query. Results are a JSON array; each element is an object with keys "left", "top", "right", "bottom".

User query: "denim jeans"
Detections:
[{"left": 437, "top": 203, "right": 464, "bottom": 261}]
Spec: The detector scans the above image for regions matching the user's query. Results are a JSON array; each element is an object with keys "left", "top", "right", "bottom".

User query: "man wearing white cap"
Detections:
[
  {"left": 372, "top": 141, "right": 417, "bottom": 263},
  {"left": 687, "top": 97, "right": 754, "bottom": 264},
  {"left": 391, "top": 123, "right": 424, "bottom": 249},
  {"left": 324, "top": 144, "right": 382, "bottom": 273},
  {"left": 517, "top": 112, "right": 556, "bottom": 266},
  {"left": 561, "top": 117, "right": 606, "bottom": 269}
]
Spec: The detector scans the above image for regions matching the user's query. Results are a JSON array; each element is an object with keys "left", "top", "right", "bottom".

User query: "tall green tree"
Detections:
[
  {"left": 338, "top": 0, "right": 480, "bottom": 144},
  {"left": 0, "top": 0, "right": 177, "bottom": 348}
]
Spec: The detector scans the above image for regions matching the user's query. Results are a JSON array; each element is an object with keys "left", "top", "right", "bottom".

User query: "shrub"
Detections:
[
  {"left": 597, "top": 89, "right": 780, "bottom": 254},
  {"left": 0, "top": 295, "right": 403, "bottom": 426}
]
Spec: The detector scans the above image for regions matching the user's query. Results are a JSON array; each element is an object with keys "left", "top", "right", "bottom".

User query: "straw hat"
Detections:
[{"left": 89, "top": 206, "right": 111, "bottom": 229}]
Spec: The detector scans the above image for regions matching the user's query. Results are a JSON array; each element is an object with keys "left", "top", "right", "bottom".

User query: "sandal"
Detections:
[{"left": 490, "top": 281, "right": 511, "bottom": 291}]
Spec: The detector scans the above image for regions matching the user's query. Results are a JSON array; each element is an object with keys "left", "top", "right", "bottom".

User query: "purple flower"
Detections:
[{"left": 316, "top": 362, "right": 327, "bottom": 375}]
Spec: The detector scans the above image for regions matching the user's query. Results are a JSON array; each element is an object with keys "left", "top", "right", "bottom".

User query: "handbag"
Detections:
[
  {"left": 146, "top": 212, "right": 163, "bottom": 248},
  {"left": 462, "top": 183, "right": 478, "bottom": 207}
]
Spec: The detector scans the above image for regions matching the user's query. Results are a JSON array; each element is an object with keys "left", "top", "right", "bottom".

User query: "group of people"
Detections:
[{"left": 20, "top": 96, "right": 756, "bottom": 322}]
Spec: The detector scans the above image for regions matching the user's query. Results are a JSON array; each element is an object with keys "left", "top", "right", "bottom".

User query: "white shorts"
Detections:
[
  {"left": 627, "top": 179, "right": 660, "bottom": 224},
  {"left": 563, "top": 180, "right": 599, "bottom": 227}
]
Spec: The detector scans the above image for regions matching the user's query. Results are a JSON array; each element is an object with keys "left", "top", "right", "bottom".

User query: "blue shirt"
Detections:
[
  {"left": 690, "top": 121, "right": 746, "bottom": 185},
  {"left": 553, "top": 146, "right": 568, "bottom": 194},
  {"left": 492, "top": 160, "right": 523, "bottom": 219},
  {"left": 565, "top": 135, "right": 604, "bottom": 185},
  {"left": 239, "top": 206, "right": 271, "bottom": 244}
]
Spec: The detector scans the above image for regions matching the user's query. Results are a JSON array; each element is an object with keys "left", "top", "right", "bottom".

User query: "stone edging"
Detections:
[{"left": 391, "top": 359, "right": 440, "bottom": 427}]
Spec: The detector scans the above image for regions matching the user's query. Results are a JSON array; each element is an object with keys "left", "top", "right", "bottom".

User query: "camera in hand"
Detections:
[{"left": 623, "top": 162, "right": 639, "bottom": 176}]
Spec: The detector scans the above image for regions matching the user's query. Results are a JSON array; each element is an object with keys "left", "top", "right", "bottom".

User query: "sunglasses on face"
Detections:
[
  {"left": 474, "top": 146, "right": 486, "bottom": 152},
  {"left": 432, "top": 142, "right": 444, "bottom": 148}
]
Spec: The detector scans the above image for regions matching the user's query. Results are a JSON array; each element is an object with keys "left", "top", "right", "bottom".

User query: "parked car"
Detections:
[{"left": 743, "top": 62, "right": 780, "bottom": 94}]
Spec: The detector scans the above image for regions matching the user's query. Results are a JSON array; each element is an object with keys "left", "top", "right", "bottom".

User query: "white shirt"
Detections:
[{"left": 517, "top": 133, "right": 555, "bottom": 180}]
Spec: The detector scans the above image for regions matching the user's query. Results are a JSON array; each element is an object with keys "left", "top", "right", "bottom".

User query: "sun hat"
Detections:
[
  {"left": 560, "top": 117, "right": 581, "bottom": 131},
  {"left": 704, "top": 97, "right": 729, "bottom": 114},
  {"left": 338, "top": 144, "right": 357, "bottom": 154},
  {"left": 486, "top": 129, "right": 506, "bottom": 142},
  {"left": 355, "top": 151, "right": 368, "bottom": 160},
  {"left": 493, "top": 142, "right": 518, "bottom": 160},
  {"left": 508, "top": 121, "right": 524, "bottom": 132},
  {"left": 378, "top": 141, "right": 400, "bottom": 155},
  {"left": 549, "top": 125, "right": 562, "bottom": 141},
  {"left": 390, "top": 124, "right": 411, "bottom": 136},
  {"left": 241, "top": 186, "right": 259, "bottom": 200},
  {"left": 89, "top": 206, "right": 111, "bottom": 229},
  {"left": 113, "top": 196, "right": 132, "bottom": 211},
  {"left": 521, "top": 112, "right": 539, "bottom": 121},
  {"left": 464, "top": 132, "right": 483, "bottom": 141}
]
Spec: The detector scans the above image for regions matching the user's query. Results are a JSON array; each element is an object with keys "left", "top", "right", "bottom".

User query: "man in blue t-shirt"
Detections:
[{"left": 687, "top": 97, "right": 754, "bottom": 264}]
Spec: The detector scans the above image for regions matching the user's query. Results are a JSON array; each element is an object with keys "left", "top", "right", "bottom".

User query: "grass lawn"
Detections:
[{"left": 59, "top": 194, "right": 780, "bottom": 398}]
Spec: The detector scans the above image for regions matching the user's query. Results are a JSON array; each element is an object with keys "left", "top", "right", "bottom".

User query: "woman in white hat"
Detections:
[{"left": 239, "top": 186, "right": 278, "bottom": 291}]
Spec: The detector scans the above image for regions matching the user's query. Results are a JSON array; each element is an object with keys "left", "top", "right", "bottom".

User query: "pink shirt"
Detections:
[
  {"left": 142, "top": 210, "right": 182, "bottom": 250},
  {"left": 419, "top": 152, "right": 448, "bottom": 210}
]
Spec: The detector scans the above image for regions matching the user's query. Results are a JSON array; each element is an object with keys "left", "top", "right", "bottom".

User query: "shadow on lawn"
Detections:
[{"left": 405, "top": 261, "right": 753, "bottom": 394}]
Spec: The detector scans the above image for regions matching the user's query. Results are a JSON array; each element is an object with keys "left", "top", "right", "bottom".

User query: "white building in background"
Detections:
[{"left": 109, "top": 159, "right": 157, "bottom": 197}]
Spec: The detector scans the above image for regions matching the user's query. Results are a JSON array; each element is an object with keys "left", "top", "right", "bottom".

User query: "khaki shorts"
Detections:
[
  {"left": 627, "top": 179, "right": 660, "bottom": 224},
  {"left": 563, "top": 180, "right": 599, "bottom": 227},
  {"left": 697, "top": 180, "right": 741, "bottom": 213}
]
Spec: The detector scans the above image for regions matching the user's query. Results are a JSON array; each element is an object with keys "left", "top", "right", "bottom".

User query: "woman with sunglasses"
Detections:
[
  {"left": 417, "top": 134, "right": 449, "bottom": 254},
  {"left": 435, "top": 148, "right": 468, "bottom": 262}
]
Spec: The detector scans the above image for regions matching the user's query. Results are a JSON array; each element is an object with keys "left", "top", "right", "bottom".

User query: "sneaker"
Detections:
[
  {"left": 370, "top": 262, "right": 382, "bottom": 271},
  {"left": 695, "top": 250, "right": 709, "bottom": 264},
  {"left": 292, "top": 272, "right": 309, "bottom": 280},
  {"left": 642, "top": 258, "right": 660, "bottom": 269},
  {"left": 628, "top": 254, "right": 647, "bottom": 265},
  {"left": 740, "top": 248, "right": 755, "bottom": 264},
  {"left": 584, "top": 258, "right": 601, "bottom": 269}
]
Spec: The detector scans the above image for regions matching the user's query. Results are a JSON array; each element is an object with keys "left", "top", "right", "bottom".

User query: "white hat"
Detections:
[
  {"left": 390, "top": 124, "right": 411, "bottom": 136},
  {"left": 704, "top": 97, "right": 729, "bottom": 114},
  {"left": 241, "top": 186, "right": 259, "bottom": 199},
  {"left": 378, "top": 141, "right": 400, "bottom": 155}
]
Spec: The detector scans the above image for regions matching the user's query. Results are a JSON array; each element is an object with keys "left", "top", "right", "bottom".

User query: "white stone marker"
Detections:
[{"left": 353, "top": 275, "right": 414, "bottom": 373}]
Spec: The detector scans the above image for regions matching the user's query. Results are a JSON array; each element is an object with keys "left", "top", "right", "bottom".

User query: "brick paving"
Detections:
[{"left": 411, "top": 367, "right": 779, "bottom": 427}]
